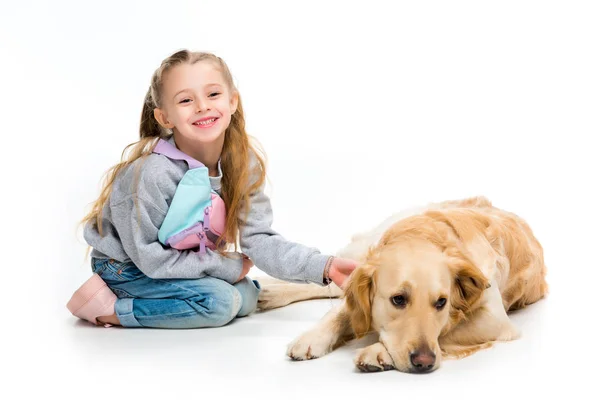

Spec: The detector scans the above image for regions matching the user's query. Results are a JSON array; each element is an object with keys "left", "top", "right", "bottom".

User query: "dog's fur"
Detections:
[{"left": 256, "top": 197, "right": 548, "bottom": 373}]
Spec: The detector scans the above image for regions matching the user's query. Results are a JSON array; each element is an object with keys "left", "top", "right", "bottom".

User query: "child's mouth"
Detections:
[{"left": 193, "top": 117, "right": 218, "bottom": 128}]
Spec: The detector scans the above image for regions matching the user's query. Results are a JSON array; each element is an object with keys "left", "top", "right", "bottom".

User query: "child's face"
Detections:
[{"left": 154, "top": 61, "right": 238, "bottom": 146}]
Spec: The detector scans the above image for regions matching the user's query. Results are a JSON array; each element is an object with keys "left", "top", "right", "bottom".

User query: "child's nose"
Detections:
[{"left": 196, "top": 99, "right": 209, "bottom": 112}]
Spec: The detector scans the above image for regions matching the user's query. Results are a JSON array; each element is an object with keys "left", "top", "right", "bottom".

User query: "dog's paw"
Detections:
[
  {"left": 257, "top": 286, "right": 293, "bottom": 311},
  {"left": 287, "top": 330, "right": 333, "bottom": 361},
  {"left": 354, "top": 342, "right": 395, "bottom": 372}
]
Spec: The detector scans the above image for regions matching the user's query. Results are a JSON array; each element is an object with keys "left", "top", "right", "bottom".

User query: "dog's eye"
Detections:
[
  {"left": 435, "top": 297, "right": 447, "bottom": 310},
  {"left": 391, "top": 295, "right": 407, "bottom": 308}
]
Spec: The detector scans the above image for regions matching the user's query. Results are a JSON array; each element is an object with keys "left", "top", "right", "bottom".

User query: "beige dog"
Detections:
[{"left": 256, "top": 197, "right": 548, "bottom": 373}]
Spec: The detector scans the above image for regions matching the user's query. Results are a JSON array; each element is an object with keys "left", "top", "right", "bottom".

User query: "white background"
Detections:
[{"left": 1, "top": 1, "right": 598, "bottom": 398}]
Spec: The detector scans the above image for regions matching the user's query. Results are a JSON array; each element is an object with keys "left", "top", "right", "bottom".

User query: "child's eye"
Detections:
[
  {"left": 208, "top": 92, "right": 221, "bottom": 98},
  {"left": 179, "top": 99, "right": 192, "bottom": 104}
]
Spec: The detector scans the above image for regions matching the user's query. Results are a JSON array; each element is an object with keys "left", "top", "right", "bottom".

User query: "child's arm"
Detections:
[
  {"left": 239, "top": 182, "right": 331, "bottom": 285},
  {"left": 87, "top": 194, "right": 244, "bottom": 284}
]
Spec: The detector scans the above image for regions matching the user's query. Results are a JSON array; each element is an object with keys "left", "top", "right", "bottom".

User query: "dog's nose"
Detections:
[{"left": 409, "top": 350, "right": 436, "bottom": 372}]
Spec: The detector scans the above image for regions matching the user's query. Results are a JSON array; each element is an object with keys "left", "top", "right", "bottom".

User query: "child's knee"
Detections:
[
  {"left": 208, "top": 286, "right": 243, "bottom": 326},
  {"left": 233, "top": 277, "right": 261, "bottom": 317}
]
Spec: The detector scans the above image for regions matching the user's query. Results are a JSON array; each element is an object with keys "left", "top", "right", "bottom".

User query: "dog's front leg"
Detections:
[{"left": 287, "top": 303, "right": 353, "bottom": 360}]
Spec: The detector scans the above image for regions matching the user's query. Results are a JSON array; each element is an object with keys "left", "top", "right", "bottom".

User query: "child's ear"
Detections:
[
  {"left": 229, "top": 91, "right": 239, "bottom": 115},
  {"left": 154, "top": 108, "right": 174, "bottom": 129}
]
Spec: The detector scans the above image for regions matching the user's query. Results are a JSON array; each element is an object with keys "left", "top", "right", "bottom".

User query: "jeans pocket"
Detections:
[
  {"left": 92, "top": 258, "right": 108, "bottom": 275},
  {"left": 93, "top": 258, "right": 145, "bottom": 283}
]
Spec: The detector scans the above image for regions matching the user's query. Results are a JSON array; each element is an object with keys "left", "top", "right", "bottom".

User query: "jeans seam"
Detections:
[
  {"left": 230, "top": 290, "right": 242, "bottom": 319},
  {"left": 151, "top": 278, "right": 226, "bottom": 298}
]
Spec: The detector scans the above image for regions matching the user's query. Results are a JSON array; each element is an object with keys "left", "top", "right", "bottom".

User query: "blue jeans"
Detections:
[{"left": 91, "top": 258, "right": 260, "bottom": 329}]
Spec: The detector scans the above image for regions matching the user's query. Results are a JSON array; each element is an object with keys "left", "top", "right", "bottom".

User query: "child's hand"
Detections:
[
  {"left": 328, "top": 257, "right": 358, "bottom": 288},
  {"left": 236, "top": 255, "right": 253, "bottom": 282}
]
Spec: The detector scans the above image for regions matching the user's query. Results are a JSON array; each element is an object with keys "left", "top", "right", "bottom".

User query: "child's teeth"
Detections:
[{"left": 196, "top": 118, "right": 215, "bottom": 126}]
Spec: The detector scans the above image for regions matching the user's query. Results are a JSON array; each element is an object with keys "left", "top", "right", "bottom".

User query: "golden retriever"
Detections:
[{"left": 256, "top": 196, "right": 548, "bottom": 373}]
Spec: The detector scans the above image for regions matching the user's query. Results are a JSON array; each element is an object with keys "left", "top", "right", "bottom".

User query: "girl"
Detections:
[{"left": 67, "top": 50, "right": 357, "bottom": 328}]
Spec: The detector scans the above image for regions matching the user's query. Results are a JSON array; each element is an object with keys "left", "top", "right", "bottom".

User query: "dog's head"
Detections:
[{"left": 344, "top": 213, "right": 489, "bottom": 373}]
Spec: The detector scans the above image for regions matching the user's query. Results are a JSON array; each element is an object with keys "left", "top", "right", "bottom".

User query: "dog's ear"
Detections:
[
  {"left": 450, "top": 259, "right": 489, "bottom": 317},
  {"left": 426, "top": 209, "right": 490, "bottom": 317},
  {"left": 344, "top": 264, "right": 376, "bottom": 338}
]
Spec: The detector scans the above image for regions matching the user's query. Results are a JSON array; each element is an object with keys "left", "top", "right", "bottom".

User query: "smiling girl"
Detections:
[{"left": 66, "top": 50, "right": 357, "bottom": 328}]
